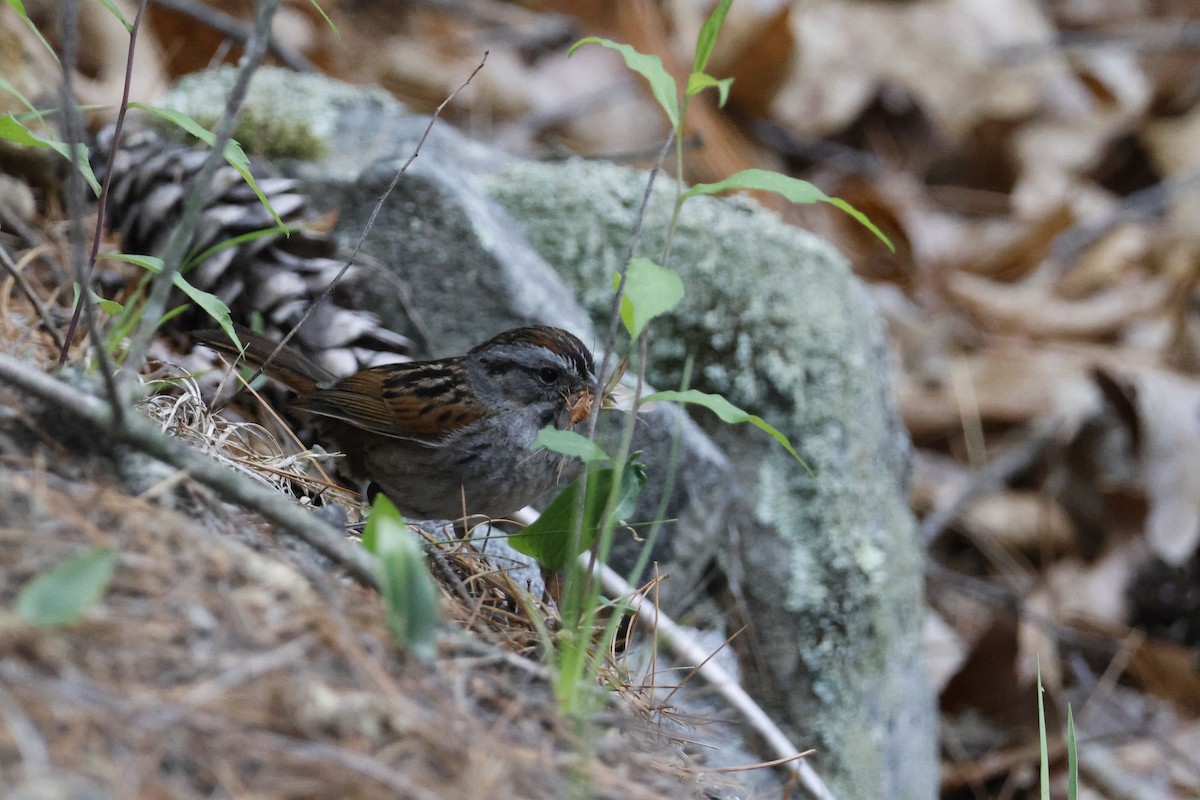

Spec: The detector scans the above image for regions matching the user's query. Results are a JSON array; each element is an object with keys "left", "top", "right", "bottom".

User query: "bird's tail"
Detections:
[{"left": 193, "top": 325, "right": 336, "bottom": 396}]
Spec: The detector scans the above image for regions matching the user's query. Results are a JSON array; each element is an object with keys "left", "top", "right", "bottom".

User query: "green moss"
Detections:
[{"left": 159, "top": 67, "right": 395, "bottom": 160}]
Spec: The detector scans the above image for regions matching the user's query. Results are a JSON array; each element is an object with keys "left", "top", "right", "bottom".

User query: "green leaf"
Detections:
[
  {"left": 130, "top": 103, "right": 286, "bottom": 230},
  {"left": 174, "top": 280, "right": 237, "bottom": 346},
  {"left": 1037, "top": 660, "right": 1049, "bottom": 800},
  {"left": 642, "top": 389, "right": 810, "bottom": 471},
  {"left": 104, "top": 278, "right": 149, "bottom": 355},
  {"left": 133, "top": 103, "right": 215, "bottom": 143},
  {"left": 309, "top": 0, "right": 339, "bottom": 36},
  {"left": 686, "top": 72, "right": 733, "bottom": 107},
  {"left": 509, "top": 464, "right": 647, "bottom": 571},
  {"left": 0, "top": 77, "right": 38, "bottom": 115},
  {"left": 72, "top": 282, "right": 126, "bottom": 322},
  {"left": 532, "top": 428, "right": 610, "bottom": 465},
  {"left": 96, "top": 297, "right": 123, "bottom": 317},
  {"left": 0, "top": 114, "right": 100, "bottom": 194},
  {"left": 1066, "top": 704, "right": 1078, "bottom": 800},
  {"left": 5, "top": 0, "right": 60, "bottom": 64},
  {"left": 693, "top": 0, "right": 733, "bottom": 74},
  {"left": 103, "top": 252, "right": 164, "bottom": 273},
  {"left": 16, "top": 547, "right": 117, "bottom": 626},
  {"left": 618, "top": 257, "right": 685, "bottom": 340},
  {"left": 157, "top": 303, "right": 191, "bottom": 328},
  {"left": 102, "top": 252, "right": 238, "bottom": 344},
  {"left": 682, "top": 168, "right": 895, "bottom": 252},
  {"left": 0, "top": 113, "right": 49, "bottom": 149},
  {"left": 569, "top": 37, "right": 679, "bottom": 129},
  {"left": 184, "top": 225, "right": 299, "bottom": 272},
  {"left": 361, "top": 496, "right": 439, "bottom": 661},
  {"left": 95, "top": 0, "right": 131, "bottom": 30}
]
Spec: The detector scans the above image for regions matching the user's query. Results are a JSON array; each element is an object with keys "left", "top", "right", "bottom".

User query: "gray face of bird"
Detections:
[
  {"left": 470, "top": 338, "right": 597, "bottom": 424},
  {"left": 465, "top": 329, "right": 596, "bottom": 425}
]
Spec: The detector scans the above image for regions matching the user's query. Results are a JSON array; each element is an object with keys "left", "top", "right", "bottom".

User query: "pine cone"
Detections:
[{"left": 93, "top": 126, "right": 413, "bottom": 375}]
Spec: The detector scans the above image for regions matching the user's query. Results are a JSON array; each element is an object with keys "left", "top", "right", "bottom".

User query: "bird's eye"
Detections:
[{"left": 537, "top": 367, "right": 559, "bottom": 385}]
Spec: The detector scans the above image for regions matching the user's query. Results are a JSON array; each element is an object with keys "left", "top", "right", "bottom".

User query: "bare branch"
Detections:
[
  {"left": 0, "top": 352, "right": 379, "bottom": 588},
  {"left": 150, "top": 0, "right": 318, "bottom": 73},
  {"left": 55, "top": 0, "right": 123, "bottom": 423},
  {"left": 58, "top": 0, "right": 150, "bottom": 368},
  {"left": 594, "top": 559, "right": 838, "bottom": 800},
  {"left": 0, "top": 241, "right": 66, "bottom": 352}
]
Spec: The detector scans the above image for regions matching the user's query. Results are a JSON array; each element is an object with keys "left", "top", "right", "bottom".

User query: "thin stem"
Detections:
[
  {"left": 586, "top": 129, "right": 675, "bottom": 444},
  {"left": 0, "top": 352, "right": 379, "bottom": 588},
  {"left": 585, "top": 99, "right": 690, "bottom": 613},
  {"left": 0, "top": 242, "right": 66, "bottom": 352},
  {"left": 570, "top": 87, "right": 696, "bottom": 708},
  {"left": 573, "top": 330, "right": 647, "bottom": 688},
  {"left": 58, "top": 0, "right": 150, "bottom": 368},
  {"left": 660, "top": 94, "right": 693, "bottom": 269},
  {"left": 623, "top": 356, "right": 692, "bottom": 591},
  {"left": 562, "top": 130, "right": 675, "bottom": 631},
  {"left": 56, "top": 0, "right": 123, "bottom": 424}
]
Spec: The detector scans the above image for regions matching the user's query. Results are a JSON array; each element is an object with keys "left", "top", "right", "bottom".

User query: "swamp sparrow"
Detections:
[{"left": 197, "top": 325, "right": 597, "bottom": 521}]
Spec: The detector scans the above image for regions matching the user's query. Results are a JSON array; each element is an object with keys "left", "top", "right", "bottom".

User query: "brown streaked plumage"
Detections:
[{"left": 196, "top": 324, "right": 597, "bottom": 520}]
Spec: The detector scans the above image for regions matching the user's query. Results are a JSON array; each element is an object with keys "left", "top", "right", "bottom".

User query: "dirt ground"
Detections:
[{"left": 3, "top": 1, "right": 1200, "bottom": 798}]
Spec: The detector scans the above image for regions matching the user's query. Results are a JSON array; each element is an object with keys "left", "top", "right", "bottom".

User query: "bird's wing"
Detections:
[{"left": 296, "top": 362, "right": 485, "bottom": 443}]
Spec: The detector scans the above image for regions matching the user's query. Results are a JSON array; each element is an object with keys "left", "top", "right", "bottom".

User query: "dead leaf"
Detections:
[
  {"left": 1142, "top": 101, "right": 1200, "bottom": 227},
  {"left": 1095, "top": 367, "right": 1200, "bottom": 565},
  {"left": 716, "top": 3, "right": 795, "bottom": 119},
  {"left": 959, "top": 490, "right": 1076, "bottom": 556},
  {"left": 925, "top": 611, "right": 969, "bottom": 693},
  {"left": 1017, "top": 581, "right": 1061, "bottom": 690},
  {"left": 1047, "top": 543, "right": 1141, "bottom": 628},
  {"left": 1129, "top": 636, "right": 1200, "bottom": 715},
  {"left": 945, "top": 270, "right": 1173, "bottom": 339},
  {"left": 1057, "top": 224, "right": 1152, "bottom": 298},
  {"left": 897, "top": 341, "right": 1103, "bottom": 439},
  {"left": 774, "top": 0, "right": 1066, "bottom": 142},
  {"left": 961, "top": 205, "right": 1076, "bottom": 283},
  {"left": 1016, "top": 541, "right": 1143, "bottom": 690}
]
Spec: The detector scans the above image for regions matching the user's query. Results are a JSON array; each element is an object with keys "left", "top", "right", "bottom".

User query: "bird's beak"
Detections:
[{"left": 567, "top": 385, "right": 595, "bottom": 425}]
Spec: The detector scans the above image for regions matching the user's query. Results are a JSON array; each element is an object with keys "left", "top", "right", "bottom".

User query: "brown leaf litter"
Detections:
[{"left": 0, "top": 433, "right": 732, "bottom": 799}]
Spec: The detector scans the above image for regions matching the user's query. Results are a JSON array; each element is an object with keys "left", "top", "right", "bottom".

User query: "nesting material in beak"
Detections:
[{"left": 568, "top": 387, "right": 595, "bottom": 425}]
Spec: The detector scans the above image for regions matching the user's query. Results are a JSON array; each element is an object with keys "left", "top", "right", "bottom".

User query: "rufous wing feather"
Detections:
[{"left": 297, "top": 362, "right": 486, "bottom": 442}]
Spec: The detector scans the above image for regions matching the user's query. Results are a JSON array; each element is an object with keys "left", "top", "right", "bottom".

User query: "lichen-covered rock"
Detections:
[{"left": 483, "top": 160, "right": 935, "bottom": 800}]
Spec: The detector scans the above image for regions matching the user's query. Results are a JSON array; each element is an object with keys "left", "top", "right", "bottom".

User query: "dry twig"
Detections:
[{"left": 0, "top": 352, "right": 378, "bottom": 587}]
